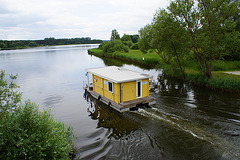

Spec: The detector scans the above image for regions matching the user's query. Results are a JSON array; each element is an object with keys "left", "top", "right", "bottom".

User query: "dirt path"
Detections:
[{"left": 224, "top": 71, "right": 240, "bottom": 75}]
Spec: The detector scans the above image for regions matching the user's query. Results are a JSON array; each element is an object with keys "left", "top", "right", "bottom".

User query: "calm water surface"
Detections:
[{"left": 0, "top": 45, "right": 240, "bottom": 160}]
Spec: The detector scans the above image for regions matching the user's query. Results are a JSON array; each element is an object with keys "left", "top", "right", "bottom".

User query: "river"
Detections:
[{"left": 0, "top": 44, "right": 240, "bottom": 160}]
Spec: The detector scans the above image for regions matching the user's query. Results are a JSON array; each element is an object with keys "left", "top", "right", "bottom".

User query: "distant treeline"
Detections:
[{"left": 0, "top": 37, "right": 103, "bottom": 50}]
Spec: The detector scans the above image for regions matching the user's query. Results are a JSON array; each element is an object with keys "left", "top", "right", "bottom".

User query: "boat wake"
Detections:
[{"left": 136, "top": 107, "right": 240, "bottom": 159}]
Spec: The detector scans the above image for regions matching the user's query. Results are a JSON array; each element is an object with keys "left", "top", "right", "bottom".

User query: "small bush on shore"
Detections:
[
  {"left": 0, "top": 70, "right": 75, "bottom": 159},
  {"left": 102, "top": 40, "right": 129, "bottom": 53}
]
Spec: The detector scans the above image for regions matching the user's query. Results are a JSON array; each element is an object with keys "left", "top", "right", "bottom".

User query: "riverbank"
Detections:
[
  {"left": 88, "top": 48, "right": 161, "bottom": 68},
  {"left": 88, "top": 48, "right": 240, "bottom": 92},
  {"left": 0, "top": 38, "right": 102, "bottom": 50}
]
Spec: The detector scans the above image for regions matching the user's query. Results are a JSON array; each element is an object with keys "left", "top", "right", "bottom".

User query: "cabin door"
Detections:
[{"left": 136, "top": 80, "right": 142, "bottom": 98}]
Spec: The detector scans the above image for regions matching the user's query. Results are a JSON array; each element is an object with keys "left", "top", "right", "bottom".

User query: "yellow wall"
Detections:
[
  {"left": 92, "top": 74, "right": 120, "bottom": 104},
  {"left": 93, "top": 75, "right": 104, "bottom": 95},
  {"left": 142, "top": 79, "right": 149, "bottom": 98},
  {"left": 92, "top": 74, "right": 149, "bottom": 103},
  {"left": 121, "top": 81, "right": 136, "bottom": 102},
  {"left": 121, "top": 79, "right": 149, "bottom": 102}
]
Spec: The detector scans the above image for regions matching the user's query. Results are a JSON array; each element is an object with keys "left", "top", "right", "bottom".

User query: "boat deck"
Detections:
[{"left": 85, "top": 88, "right": 156, "bottom": 112}]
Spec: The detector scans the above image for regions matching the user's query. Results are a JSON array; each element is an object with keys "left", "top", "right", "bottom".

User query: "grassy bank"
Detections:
[
  {"left": 89, "top": 48, "right": 161, "bottom": 67},
  {"left": 89, "top": 48, "right": 240, "bottom": 92}
]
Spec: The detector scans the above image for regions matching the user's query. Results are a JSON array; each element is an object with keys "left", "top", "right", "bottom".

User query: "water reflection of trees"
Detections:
[
  {"left": 152, "top": 74, "right": 190, "bottom": 98},
  {"left": 101, "top": 57, "right": 153, "bottom": 70},
  {"left": 84, "top": 93, "right": 139, "bottom": 139}
]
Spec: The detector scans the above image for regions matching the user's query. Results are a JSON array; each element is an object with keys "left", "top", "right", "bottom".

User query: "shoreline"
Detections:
[
  {"left": 89, "top": 48, "right": 240, "bottom": 92},
  {"left": 0, "top": 43, "right": 101, "bottom": 51}
]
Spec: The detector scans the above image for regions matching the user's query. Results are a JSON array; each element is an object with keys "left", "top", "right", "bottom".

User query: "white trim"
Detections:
[
  {"left": 86, "top": 66, "right": 152, "bottom": 83},
  {"left": 136, "top": 80, "right": 142, "bottom": 98}
]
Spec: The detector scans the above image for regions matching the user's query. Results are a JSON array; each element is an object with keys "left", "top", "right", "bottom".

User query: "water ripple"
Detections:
[{"left": 43, "top": 94, "right": 63, "bottom": 108}]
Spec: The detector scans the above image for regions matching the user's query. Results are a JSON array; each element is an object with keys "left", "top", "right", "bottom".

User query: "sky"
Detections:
[{"left": 0, "top": 0, "right": 169, "bottom": 40}]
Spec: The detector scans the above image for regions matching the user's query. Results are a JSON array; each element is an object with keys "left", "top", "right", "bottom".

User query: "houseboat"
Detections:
[{"left": 85, "top": 66, "right": 156, "bottom": 112}]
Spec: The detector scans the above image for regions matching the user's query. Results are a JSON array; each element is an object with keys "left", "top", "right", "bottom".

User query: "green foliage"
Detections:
[
  {"left": 130, "top": 35, "right": 139, "bottom": 43},
  {"left": 205, "top": 77, "right": 240, "bottom": 91},
  {"left": 0, "top": 71, "right": 22, "bottom": 115},
  {"left": 130, "top": 43, "right": 139, "bottom": 50},
  {"left": 168, "top": 0, "right": 239, "bottom": 78},
  {"left": 29, "top": 42, "right": 38, "bottom": 47},
  {"left": 0, "top": 41, "right": 7, "bottom": 49},
  {"left": 1, "top": 101, "right": 74, "bottom": 160},
  {"left": 89, "top": 48, "right": 161, "bottom": 67},
  {"left": 211, "top": 61, "right": 240, "bottom": 71},
  {"left": 138, "top": 24, "right": 151, "bottom": 53},
  {"left": 122, "top": 41, "right": 133, "bottom": 48},
  {"left": 162, "top": 66, "right": 240, "bottom": 91},
  {"left": 110, "top": 29, "right": 120, "bottom": 41},
  {"left": 220, "top": 30, "right": 240, "bottom": 60},
  {"left": 121, "top": 34, "right": 132, "bottom": 42},
  {"left": 102, "top": 40, "right": 129, "bottom": 53},
  {"left": 162, "top": 64, "right": 184, "bottom": 78},
  {"left": 0, "top": 70, "right": 74, "bottom": 159},
  {"left": 139, "top": 0, "right": 239, "bottom": 78}
]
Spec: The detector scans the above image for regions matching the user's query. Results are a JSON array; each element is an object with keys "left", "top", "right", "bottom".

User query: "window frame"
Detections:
[{"left": 108, "top": 81, "right": 113, "bottom": 93}]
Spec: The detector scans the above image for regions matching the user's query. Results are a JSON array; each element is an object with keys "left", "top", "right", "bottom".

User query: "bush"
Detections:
[
  {"left": 130, "top": 43, "right": 139, "bottom": 50},
  {"left": 0, "top": 70, "right": 74, "bottom": 159},
  {"left": 122, "top": 41, "right": 133, "bottom": 48},
  {"left": 102, "top": 40, "right": 129, "bottom": 53},
  {"left": 212, "top": 61, "right": 240, "bottom": 71}
]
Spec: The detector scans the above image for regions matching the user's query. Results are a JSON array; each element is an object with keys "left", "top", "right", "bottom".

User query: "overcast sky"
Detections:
[{"left": 0, "top": 0, "right": 169, "bottom": 40}]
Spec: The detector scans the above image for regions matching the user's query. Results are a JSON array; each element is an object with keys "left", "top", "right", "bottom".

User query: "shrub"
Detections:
[
  {"left": 0, "top": 70, "right": 74, "bottom": 159},
  {"left": 130, "top": 43, "right": 139, "bottom": 50},
  {"left": 122, "top": 41, "right": 133, "bottom": 48},
  {"left": 102, "top": 40, "right": 129, "bottom": 53}
]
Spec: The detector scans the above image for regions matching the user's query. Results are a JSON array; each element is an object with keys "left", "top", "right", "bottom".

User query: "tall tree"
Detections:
[
  {"left": 153, "top": 9, "right": 190, "bottom": 74},
  {"left": 138, "top": 24, "right": 152, "bottom": 53},
  {"left": 121, "top": 34, "right": 132, "bottom": 41},
  {"left": 168, "top": 0, "right": 239, "bottom": 78},
  {"left": 110, "top": 29, "right": 120, "bottom": 41},
  {"left": 139, "top": 9, "right": 189, "bottom": 73}
]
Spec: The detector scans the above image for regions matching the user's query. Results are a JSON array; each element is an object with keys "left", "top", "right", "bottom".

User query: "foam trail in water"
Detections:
[{"left": 137, "top": 107, "right": 240, "bottom": 159}]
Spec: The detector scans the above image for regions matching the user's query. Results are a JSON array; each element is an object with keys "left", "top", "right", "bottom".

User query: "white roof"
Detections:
[{"left": 86, "top": 66, "right": 152, "bottom": 83}]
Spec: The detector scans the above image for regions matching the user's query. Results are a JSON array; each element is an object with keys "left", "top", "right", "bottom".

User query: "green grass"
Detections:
[
  {"left": 212, "top": 61, "right": 240, "bottom": 71},
  {"left": 89, "top": 48, "right": 161, "bottom": 67}
]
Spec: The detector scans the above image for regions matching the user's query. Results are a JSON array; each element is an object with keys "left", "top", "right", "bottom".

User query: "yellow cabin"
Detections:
[{"left": 85, "top": 66, "right": 155, "bottom": 112}]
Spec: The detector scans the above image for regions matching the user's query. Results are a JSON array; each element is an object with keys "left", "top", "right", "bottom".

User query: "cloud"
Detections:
[{"left": 0, "top": 0, "right": 169, "bottom": 40}]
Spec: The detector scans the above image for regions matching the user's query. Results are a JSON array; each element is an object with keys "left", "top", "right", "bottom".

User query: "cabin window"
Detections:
[
  {"left": 104, "top": 80, "right": 107, "bottom": 85},
  {"left": 137, "top": 81, "right": 142, "bottom": 98},
  {"left": 108, "top": 82, "right": 113, "bottom": 92}
]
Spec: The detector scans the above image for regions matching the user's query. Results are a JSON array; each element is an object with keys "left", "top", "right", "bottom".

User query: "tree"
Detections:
[
  {"left": 138, "top": 24, "right": 152, "bottom": 53},
  {"left": 110, "top": 29, "right": 120, "bottom": 41},
  {"left": 44, "top": 37, "right": 56, "bottom": 45},
  {"left": 138, "top": 9, "right": 189, "bottom": 74},
  {"left": 0, "top": 71, "right": 22, "bottom": 115},
  {"left": 0, "top": 41, "right": 7, "bottom": 49},
  {"left": 29, "top": 42, "right": 38, "bottom": 47},
  {"left": 130, "top": 34, "right": 139, "bottom": 43},
  {"left": 121, "top": 34, "right": 132, "bottom": 41},
  {"left": 168, "top": 0, "right": 239, "bottom": 78},
  {"left": 153, "top": 9, "right": 190, "bottom": 74}
]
